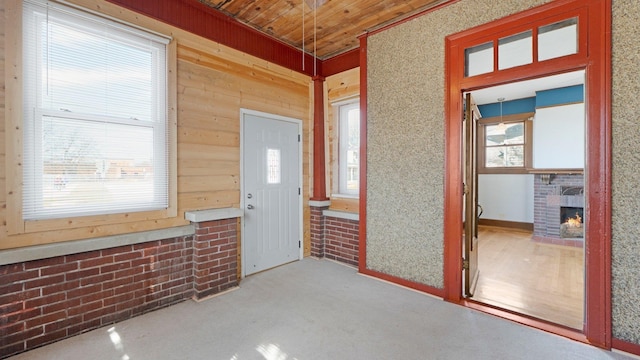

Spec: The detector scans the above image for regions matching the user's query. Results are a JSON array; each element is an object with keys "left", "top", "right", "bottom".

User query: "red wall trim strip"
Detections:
[
  {"left": 612, "top": 338, "right": 640, "bottom": 357},
  {"left": 311, "top": 75, "right": 328, "bottom": 200},
  {"left": 360, "top": 268, "right": 445, "bottom": 298},
  {"left": 463, "top": 300, "right": 589, "bottom": 344},
  {"left": 105, "top": 0, "right": 318, "bottom": 76},
  {"left": 358, "top": 36, "right": 368, "bottom": 274},
  {"left": 366, "top": 0, "right": 461, "bottom": 38},
  {"left": 322, "top": 48, "right": 360, "bottom": 76}
]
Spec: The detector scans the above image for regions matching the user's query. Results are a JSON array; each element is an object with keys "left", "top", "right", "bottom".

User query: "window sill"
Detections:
[
  {"left": 184, "top": 208, "right": 243, "bottom": 222},
  {"left": 331, "top": 193, "right": 359, "bottom": 199},
  {"left": 328, "top": 196, "right": 359, "bottom": 213},
  {"left": 322, "top": 209, "right": 359, "bottom": 221}
]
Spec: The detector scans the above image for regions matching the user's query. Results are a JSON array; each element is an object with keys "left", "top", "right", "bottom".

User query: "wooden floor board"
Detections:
[{"left": 472, "top": 226, "right": 584, "bottom": 329}]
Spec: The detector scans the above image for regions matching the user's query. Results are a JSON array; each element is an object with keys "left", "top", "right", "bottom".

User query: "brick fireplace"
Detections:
[{"left": 533, "top": 174, "right": 584, "bottom": 247}]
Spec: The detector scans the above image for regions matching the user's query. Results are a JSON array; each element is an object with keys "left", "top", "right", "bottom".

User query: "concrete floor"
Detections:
[{"left": 11, "top": 259, "right": 633, "bottom": 360}]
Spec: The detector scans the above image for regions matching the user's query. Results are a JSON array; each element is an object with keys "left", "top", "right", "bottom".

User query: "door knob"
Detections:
[
  {"left": 247, "top": 204, "right": 254, "bottom": 210},
  {"left": 247, "top": 193, "right": 253, "bottom": 199}
]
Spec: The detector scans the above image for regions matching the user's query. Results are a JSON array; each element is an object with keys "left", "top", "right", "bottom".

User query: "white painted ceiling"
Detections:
[{"left": 470, "top": 69, "right": 585, "bottom": 105}]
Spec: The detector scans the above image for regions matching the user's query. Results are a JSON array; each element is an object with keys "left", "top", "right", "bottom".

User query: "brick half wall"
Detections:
[
  {"left": 193, "top": 218, "right": 239, "bottom": 299},
  {"left": 0, "top": 217, "right": 240, "bottom": 359},
  {"left": 0, "top": 236, "right": 194, "bottom": 358},
  {"left": 310, "top": 204, "right": 329, "bottom": 258},
  {"left": 324, "top": 216, "right": 359, "bottom": 267}
]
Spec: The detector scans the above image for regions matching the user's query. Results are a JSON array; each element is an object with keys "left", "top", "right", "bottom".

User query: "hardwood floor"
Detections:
[{"left": 472, "top": 226, "right": 584, "bottom": 329}]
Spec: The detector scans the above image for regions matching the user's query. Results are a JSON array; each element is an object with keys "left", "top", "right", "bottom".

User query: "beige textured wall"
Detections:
[
  {"left": 367, "top": 0, "right": 640, "bottom": 346},
  {"left": 366, "top": 0, "right": 548, "bottom": 288},
  {"left": 611, "top": 0, "right": 640, "bottom": 345}
]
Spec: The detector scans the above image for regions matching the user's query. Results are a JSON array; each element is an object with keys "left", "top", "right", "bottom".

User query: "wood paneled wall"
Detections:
[
  {"left": 325, "top": 67, "right": 360, "bottom": 213},
  {"left": 0, "top": 3, "right": 6, "bottom": 242},
  {"left": 0, "top": 0, "right": 312, "bottom": 252}
]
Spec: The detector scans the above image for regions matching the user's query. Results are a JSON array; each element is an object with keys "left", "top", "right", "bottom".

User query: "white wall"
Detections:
[
  {"left": 478, "top": 174, "right": 534, "bottom": 223},
  {"left": 533, "top": 103, "right": 585, "bottom": 169}
]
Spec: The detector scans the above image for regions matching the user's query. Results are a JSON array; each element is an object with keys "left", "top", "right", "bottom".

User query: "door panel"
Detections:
[
  {"left": 243, "top": 112, "right": 301, "bottom": 275},
  {"left": 464, "top": 93, "right": 479, "bottom": 297}
]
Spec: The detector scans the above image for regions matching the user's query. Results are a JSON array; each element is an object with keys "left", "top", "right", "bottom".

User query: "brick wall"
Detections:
[
  {"left": 324, "top": 216, "right": 359, "bottom": 267},
  {"left": 310, "top": 205, "right": 328, "bottom": 258},
  {"left": 0, "top": 218, "right": 240, "bottom": 359},
  {"left": 193, "top": 219, "right": 238, "bottom": 299},
  {"left": 533, "top": 174, "right": 584, "bottom": 247}
]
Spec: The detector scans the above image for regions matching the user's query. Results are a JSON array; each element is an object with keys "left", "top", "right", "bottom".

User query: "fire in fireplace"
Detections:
[{"left": 560, "top": 206, "right": 583, "bottom": 238}]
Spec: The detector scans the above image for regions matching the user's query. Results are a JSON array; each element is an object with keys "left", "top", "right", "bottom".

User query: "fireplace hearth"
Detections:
[
  {"left": 533, "top": 174, "right": 584, "bottom": 247},
  {"left": 560, "top": 206, "right": 583, "bottom": 238}
]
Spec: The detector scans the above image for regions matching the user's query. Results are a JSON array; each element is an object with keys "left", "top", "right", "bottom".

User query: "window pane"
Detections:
[
  {"left": 538, "top": 18, "right": 578, "bottom": 61},
  {"left": 346, "top": 109, "right": 360, "bottom": 191},
  {"left": 465, "top": 42, "right": 493, "bottom": 77},
  {"left": 498, "top": 31, "right": 532, "bottom": 70},
  {"left": 486, "top": 145, "right": 524, "bottom": 168},
  {"left": 338, "top": 102, "right": 360, "bottom": 195},
  {"left": 23, "top": 0, "right": 169, "bottom": 220},
  {"left": 23, "top": 115, "right": 160, "bottom": 219},
  {"left": 36, "top": 6, "right": 165, "bottom": 122},
  {"left": 485, "top": 122, "right": 524, "bottom": 146},
  {"left": 267, "top": 148, "right": 281, "bottom": 184}
]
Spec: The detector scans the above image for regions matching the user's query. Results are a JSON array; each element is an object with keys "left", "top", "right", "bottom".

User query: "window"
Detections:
[
  {"left": 464, "top": 17, "right": 580, "bottom": 78},
  {"left": 267, "top": 148, "right": 281, "bottom": 184},
  {"left": 22, "top": 0, "right": 170, "bottom": 220},
  {"left": 337, "top": 101, "right": 360, "bottom": 196},
  {"left": 478, "top": 113, "right": 533, "bottom": 174}
]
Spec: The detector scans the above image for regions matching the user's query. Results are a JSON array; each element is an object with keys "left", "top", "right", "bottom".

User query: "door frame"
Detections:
[
  {"left": 239, "top": 108, "right": 304, "bottom": 278},
  {"left": 443, "top": 0, "right": 611, "bottom": 348}
]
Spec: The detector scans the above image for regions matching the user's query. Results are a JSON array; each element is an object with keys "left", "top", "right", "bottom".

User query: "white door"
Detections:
[{"left": 241, "top": 110, "right": 302, "bottom": 276}]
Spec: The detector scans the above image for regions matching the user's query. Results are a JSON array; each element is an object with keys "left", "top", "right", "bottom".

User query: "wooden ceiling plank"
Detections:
[{"left": 198, "top": 0, "right": 446, "bottom": 59}]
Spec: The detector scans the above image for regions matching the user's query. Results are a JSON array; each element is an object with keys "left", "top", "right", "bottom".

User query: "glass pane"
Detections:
[
  {"left": 538, "top": 18, "right": 578, "bottom": 61},
  {"left": 465, "top": 42, "right": 493, "bottom": 77},
  {"left": 498, "top": 31, "right": 532, "bottom": 70},
  {"left": 485, "top": 122, "right": 524, "bottom": 146},
  {"left": 42, "top": 13, "right": 162, "bottom": 122},
  {"left": 30, "top": 115, "right": 157, "bottom": 219},
  {"left": 338, "top": 102, "right": 360, "bottom": 195},
  {"left": 486, "top": 145, "right": 524, "bottom": 167},
  {"left": 346, "top": 109, "right": 360, "bottom": 191},
  {"left": 267, "top": 148, "right": 281, "bottom": 184}
]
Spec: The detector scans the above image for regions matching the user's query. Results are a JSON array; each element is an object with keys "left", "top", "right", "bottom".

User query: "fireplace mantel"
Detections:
[{"left": 528, "top": 168, "right": 583, "bottom": 175}]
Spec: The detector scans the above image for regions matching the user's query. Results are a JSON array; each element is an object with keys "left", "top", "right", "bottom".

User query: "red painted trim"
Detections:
[
  {"left": 322, "top": 49, "right": 360, "bottom": 76},
  {"left": 358, "top": 36, "right": 368, "bottom": 273},
  {"left": 443, "top": 35, "right": 464, "bottom": 303},
  {"left": 612, "top": 338, "right": 640, "bottom": 357},
  {"left": 366, "top": 0, "right": 461, "bottom": 38},
  {"left": 583, "top": 0, "right": 612, "bottom": 349},
  {"left": 463, "top": 300, "right": 589, "bottom": 344},
  {"left": 311, "top": 75, "right": 328, "bottom": 201},
  {"left": 104, "top": 0, "right": 318, "bottom": 76},
  {"left": 361, "top": 268, "right": 445, "bottom": 298},
  {"left": 444, "top": 0, "right": 611, "bottom": 348}
]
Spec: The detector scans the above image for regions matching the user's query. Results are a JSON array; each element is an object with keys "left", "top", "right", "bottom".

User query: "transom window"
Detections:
[
  {"left": 465, "top": 17, "right": 579, "bottom": 77},
  {"left": 22, "top": 0, "right": 170, "bottom": 220}
]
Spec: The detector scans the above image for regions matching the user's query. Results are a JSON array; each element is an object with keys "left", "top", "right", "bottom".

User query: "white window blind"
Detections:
[{"left": 22, "top": 0, "right": 170, "bottom": 220}]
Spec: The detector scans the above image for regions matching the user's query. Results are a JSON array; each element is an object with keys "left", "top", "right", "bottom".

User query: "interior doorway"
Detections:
[
  {"left": 463, "top": 72, "right": 586, "bottom": 329},
  {"left": 444, "top": 0, "right": 610, "bottom": 347}
]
